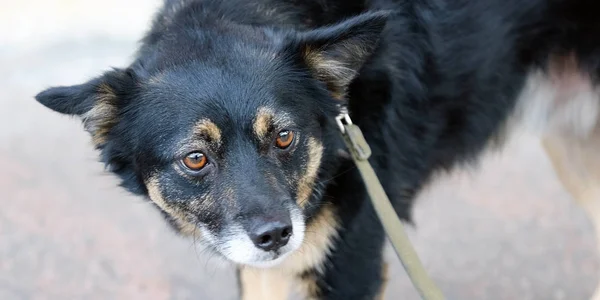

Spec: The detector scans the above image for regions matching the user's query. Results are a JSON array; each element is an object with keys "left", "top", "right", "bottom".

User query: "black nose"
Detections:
[{"left": 248, "top": 218, "right": 293, "bottom": 252}]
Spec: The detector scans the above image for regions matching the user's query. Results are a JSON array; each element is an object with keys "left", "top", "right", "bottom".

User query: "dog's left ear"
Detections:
[
  {"left": 35, "top": 69, "right": 133, "bottom": 147},
  {"left": 291, "top": 11, "right": 388, "bottom": 99}
]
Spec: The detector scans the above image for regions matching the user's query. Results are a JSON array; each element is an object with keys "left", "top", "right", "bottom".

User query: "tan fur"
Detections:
[
  {"left": 514, "top": 54, "right": 600, "bottom": 138},
  {"left": 517, "top": 54, "right": 600, "bottom": 300},
  {"left": 239, "top": 204, "right": 339, "bottom": 299},
  {"left": 376, "top": 263, "right": 390, "bottom": 300},
  {"left": 504, "top": 53, "right": 600, "bottom": 299},
  {"left": 303, "top": 46, "right": 356, "bottom": 100},
  {"left": 252, "top": 107, "right": 295, "bottom": 142},
  {"left": 253, "top": 107, "right": 274, "bottom": 140},
  {"left": 542, "top": 130, "right": 600, "bottom": 300},
  {"left": 239, "top": 268, "right": 292, "bottom": 300},
  {"left": 297, "top": 137, "right": 324, "bottom": 208},
  {"left": 299, "top": 273, "right": 321, "bottom": 300},
  {"left": 194, "top": 119, "right": 222, "bottom": 145},
  {"left": 303, "top": 47, "right": 357, "bottom": 84},
  {"left": 145, "top": 176, "right": 199, "bottom": 237},
  {"left": 82, "top": 83, "right": 119, "bottom": 146}
]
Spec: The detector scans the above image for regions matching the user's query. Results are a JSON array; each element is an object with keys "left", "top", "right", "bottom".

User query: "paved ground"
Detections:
[{"left": 1, "top": 1, "right": 598, "bottom": 299}]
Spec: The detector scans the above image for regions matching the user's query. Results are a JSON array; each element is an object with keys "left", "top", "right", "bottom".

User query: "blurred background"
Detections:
[{"left": 1, "top": 0, "right": 598, "bottom": 299}]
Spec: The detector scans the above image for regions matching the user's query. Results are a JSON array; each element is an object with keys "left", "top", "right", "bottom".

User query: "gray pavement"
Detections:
[{"left": 1, "top": 1, "right": 598, "bottom": 299}]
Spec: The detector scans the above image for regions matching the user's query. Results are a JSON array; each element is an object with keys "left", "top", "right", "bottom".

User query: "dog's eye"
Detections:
[
  {"left": 182, "top": 152, "right": 208, "bottom": 171},
  {"left": 275, "top": 130, "right": 295, "bottom": 149}
]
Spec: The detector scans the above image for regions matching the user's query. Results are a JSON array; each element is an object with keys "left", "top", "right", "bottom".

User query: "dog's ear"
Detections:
[
  {"left": 35, "top": 69, "right": 133, "bottom": 147},
  {"left": 291, "top": 11, "right": 388, "bottom": 99}
]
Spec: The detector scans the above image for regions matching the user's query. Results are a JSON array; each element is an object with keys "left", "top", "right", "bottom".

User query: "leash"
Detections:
[{"left": 335, "top": 107, "right": 445, "bottom": 300}]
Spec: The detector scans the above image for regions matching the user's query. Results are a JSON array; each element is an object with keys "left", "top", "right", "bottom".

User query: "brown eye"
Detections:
[
  {"left": 182, "top": 152, "right": 207, "bottom": 171},
  {"left": 275, "top": 130, "right": 295, "bottom": 149}
]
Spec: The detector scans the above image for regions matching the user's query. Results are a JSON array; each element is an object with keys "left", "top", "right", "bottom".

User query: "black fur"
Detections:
[{"left": 35, "top": 0, "right": 600, "bottom": 299}]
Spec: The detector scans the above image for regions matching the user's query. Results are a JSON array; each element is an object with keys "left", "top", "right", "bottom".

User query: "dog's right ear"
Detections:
[{"left": 35, "top": 69, "right": 133, "bottom": 147}]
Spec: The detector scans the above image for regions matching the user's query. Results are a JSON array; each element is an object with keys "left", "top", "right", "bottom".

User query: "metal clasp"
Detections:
[
  {"left": 336, "top": 106, "right": 372, "bottom": 161},
  {"left": 335, "top": 106, "right": 353, "bottom": 134}
]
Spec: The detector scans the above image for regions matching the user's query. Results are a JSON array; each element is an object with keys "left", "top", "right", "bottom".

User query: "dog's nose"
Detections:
[{"left": 248, "top": 218, "right": 293, "bottom": 252}]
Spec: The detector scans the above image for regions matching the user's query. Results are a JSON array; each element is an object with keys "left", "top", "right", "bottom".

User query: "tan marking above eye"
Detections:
[
  {"left": 194, "top": 119, "right": 222, "bottom": 145},
  {"left": 182, "top": 151, "right": 208, "bottom": 171},
  {"left": 253, "top": 107, "right": 274, "bottom": 140},
  {"left": 275, "top": 130, "right": 295, "bottom": 149}
]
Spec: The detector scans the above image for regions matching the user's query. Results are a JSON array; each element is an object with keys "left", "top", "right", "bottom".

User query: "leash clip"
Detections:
[
  {"left": 336, "top": 106, "right": 372, "bottom": 161},
  {"left": 335, "top": 106, "right": 353, "bottom": 133}
]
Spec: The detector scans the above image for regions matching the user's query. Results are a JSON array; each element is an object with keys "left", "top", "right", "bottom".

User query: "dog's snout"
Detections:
[{"left": 248, "top": 217, "right": 293, "bottom": 252}]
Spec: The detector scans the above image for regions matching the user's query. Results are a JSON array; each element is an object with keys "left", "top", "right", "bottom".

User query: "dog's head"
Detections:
[{"left": 35, "top": 11, "right": 386, "bottom": 268}]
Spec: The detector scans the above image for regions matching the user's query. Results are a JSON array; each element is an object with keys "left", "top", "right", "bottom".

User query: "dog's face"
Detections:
[{"left": 35, "top": 12, "right": 386, "bottom": 267}]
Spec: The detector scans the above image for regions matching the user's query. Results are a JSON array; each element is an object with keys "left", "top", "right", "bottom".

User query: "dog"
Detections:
[{"left": 34, "top": 0, "right": 600, "bottom": 299}]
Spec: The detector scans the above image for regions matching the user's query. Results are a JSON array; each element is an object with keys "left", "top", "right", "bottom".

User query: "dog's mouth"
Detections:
[{"left": 199, "top": 209, "right": 306, "bottom": 268}]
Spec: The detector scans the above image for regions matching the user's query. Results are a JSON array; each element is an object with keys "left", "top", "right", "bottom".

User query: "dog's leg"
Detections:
[
  {"left": 542, "top": 129, "right": 600, "bottom": 300},
  {"left": 238, "top": 267, "right": 291, "bottom": 300},
  {"left": 515, "top": 52, "right": 600, "bottom": 298},
  {"left": 375, "top": 262, "right": 390, "bottom": 300}
]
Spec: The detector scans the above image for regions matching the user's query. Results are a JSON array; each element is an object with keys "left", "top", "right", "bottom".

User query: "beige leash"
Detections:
[{"left": 336, "top": 108, "right": 445, "bottom": 300}]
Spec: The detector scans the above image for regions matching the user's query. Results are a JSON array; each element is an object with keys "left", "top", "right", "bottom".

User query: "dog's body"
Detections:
[{"left": 35, "top": 0, "right": 600, "bottom": 299}]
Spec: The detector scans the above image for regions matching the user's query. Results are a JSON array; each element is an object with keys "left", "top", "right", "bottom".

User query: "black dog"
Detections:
[{"left": 35, "top": 0, "right": 600, "bottom": 299}]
